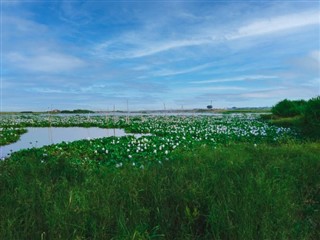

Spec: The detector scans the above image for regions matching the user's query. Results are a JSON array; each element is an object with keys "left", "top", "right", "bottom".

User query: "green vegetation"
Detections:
[
  {"left": 1, "top": 142, "right": 319, "bottom": 239},
  {"left": 0, "top": 100, "right": 319, "bottom": 239},
  {"left": 271, "top": 99, "right": 307, "bottom": 117},
  {"left": 222, "top": 109, "right": 271, "bottom": 114},
  {"left": 266, "top": 96, "right": 320, "bottom": 139},
  {"left": 60, "top": 109, "right": 95, "bottom": 114},
  {"left": 0, "top": 127, "right": 27, "bottom": 146}
]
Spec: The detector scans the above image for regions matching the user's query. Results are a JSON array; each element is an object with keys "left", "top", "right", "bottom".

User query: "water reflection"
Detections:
[{"left": 1, "top": 127, "right": 146, "bottom": 158}]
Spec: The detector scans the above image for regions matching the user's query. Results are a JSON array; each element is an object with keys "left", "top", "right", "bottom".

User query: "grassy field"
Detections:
[
  {"left": 1, "top": 142, "right": 319, "bottom": 239},
  {"left": 0, "top": 112, "right": 319, "bottom": 239}
]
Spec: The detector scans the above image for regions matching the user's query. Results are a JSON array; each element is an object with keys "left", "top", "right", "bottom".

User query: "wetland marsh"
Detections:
[{"left": 0, "top": 112, "right": 319, "bottom": 239}]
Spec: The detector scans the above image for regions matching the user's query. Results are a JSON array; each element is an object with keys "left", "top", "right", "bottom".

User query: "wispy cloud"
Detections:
[
  {"left": 152, "top": 62, "right": 214, "bottom": 77},
  {"left": 27, "top": 88, "right": 68, "bottom": 94},
  {"left": 92, "top": 38, "right": 213, "bottom": 59},
  {"left": 126, "top": 39, "right": 212, "bottom": 59},
  {"left": 6, "top": 52, "right": 86, "bottom": 73},
  {"left": 228, "top": 10, "right": 320, "bottom": 40},
  {"left": 2, "top": 1, "right": 319, "bottom": 111},
  {"left": 240, "top": 87, "right": 316, "bottom": 99},
  {"left": 92, "top": 10, "right": 320, "bottom": 60},
  {"left": 174, "top": 86, "right": 247, "bottom": 94},
  {"left": 191, "top": 75, "right": 278, "bottom": 84},
  {"left": 195, "top": 86, "right": 316, "bottom": 106}
]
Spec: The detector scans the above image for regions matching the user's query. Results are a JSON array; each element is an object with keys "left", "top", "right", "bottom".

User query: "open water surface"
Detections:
[{"left": 1, "top": 127, "right": 146, "bottom": 159}]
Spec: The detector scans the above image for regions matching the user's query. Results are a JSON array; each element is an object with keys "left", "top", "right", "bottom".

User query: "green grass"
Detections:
[
  {"left": 261, "top": 114, "right": 320, "bottom": 139},
  {"left": 1, "top": 142, "right": 319, "bottom": 239},
  {"left": 269, "top": 115, "right": 303, "bottom": 127},
  {"left": 0, "top": 128, "right": 27, "bottom": 146},
  {"left": 222, "top": 109, "right": 271, "bottom": 114}
]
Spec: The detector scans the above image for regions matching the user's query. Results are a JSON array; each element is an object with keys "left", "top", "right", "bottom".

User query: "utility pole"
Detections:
[{"left": 126, "top": 99, "right": 129, "bottom": 124}]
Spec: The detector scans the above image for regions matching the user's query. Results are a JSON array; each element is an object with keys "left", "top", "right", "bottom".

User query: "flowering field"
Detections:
[
  {"left": 1, "top": 113, "right": 319, "bottom": 239},
  {"left": 1, "top": 114, "right": 295, "bottom": 167}
]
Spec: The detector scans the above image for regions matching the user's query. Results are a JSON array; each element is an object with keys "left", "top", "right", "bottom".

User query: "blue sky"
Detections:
[{"left": 1, "top": 0, "right": 320, "bottom": 111}]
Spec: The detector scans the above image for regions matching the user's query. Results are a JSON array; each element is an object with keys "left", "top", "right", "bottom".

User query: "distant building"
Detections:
[
  {"left": 207, "top": 105, "right": 213, "bottom": 109},
  {"left": 48, "top": 109, "right": 60, "bottom": 113}
]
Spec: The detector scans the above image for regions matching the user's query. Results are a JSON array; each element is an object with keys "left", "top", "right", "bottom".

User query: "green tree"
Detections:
[
  {"left": 272, "top": 99, "right": 298, "bottom": 117},
  {"left": 303, "top": 96, "right": 320, "bottom": 138}
]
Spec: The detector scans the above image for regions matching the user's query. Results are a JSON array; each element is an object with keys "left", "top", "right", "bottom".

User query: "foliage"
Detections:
[
  {"left": 0, "top": 114, "right": 296, "bottom": 147},
  {"left": 302, "top": 96, "right": 320, "bottom": 138},
  {"left": 0, "top": 112, "right": 318, "bottom": 238},
  {"left": 0, "top": 127, "right": 27, "bottom": 146},
  {"left": 1, "top": 142, "right": 319, "bottom": 239},
  {"left": 268, "top": 97, "right": 320, "bottom": 139},
  {"left": 271, "top": 99, "right": 307, "bottom": 117},
  {"left": 60, "top": 109, "right": 95, "bottom": 114}
]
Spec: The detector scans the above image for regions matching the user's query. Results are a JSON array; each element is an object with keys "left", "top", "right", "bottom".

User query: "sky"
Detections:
[{"left": 1, "top": 0, "right": 320, "bottom": 111}]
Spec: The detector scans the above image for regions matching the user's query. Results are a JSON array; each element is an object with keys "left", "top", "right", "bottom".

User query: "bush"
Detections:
[
  {"left": 272, "top": 99, "right": 306, "bottom": 117},
  {"left": 304, "top": 96, "right": 320, "bottom": 123},
  {"left": 303, "top": 96, "right": 320, "bottom": 138},
  {"left": 270, "top": 97, "right": 320, "bottom": 139}
]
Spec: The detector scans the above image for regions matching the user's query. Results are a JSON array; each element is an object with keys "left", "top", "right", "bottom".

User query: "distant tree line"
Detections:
[
  {"left": 60, "top": 109, "right": 95, "bottom": 114},
  {"left": 271, "top": 96, "right": 320, "bottom": 138}
]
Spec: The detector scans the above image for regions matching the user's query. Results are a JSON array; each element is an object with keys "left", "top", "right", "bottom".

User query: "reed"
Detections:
[{"left": 1, "top": 142, "right": 319, "bottom": 239}]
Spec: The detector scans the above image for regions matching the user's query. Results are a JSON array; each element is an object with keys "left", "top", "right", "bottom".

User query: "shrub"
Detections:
[
  {"left": 302, "top": 96, "right": 320, "bottom": 138},
  {"left": 271, "top": 99, "right": 300, "bottom": 117},
  {"left": 304, "top": 96, "right": 320, "bottom": 123}
]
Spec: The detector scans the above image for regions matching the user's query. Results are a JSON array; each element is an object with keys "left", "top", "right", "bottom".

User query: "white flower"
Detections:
[
  {"left": 128, "top": 155, "right": 132, "bottom": 158},
  {"left": 116, "top": 163, "right": 123, "bottom": 168}
]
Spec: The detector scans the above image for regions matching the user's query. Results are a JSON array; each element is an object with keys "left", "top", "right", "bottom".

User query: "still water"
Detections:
[{"left": 1, "top": 127, "right": 146, "bottom": 159}]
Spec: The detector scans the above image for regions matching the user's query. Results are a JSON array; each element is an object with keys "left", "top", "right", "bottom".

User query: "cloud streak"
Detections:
[
  {"left": 92, "top": 10, "right": 320, "bottom": 60},
  {"left": 2, "top": 2, "right": 319, "bottom": 111},
  {"left": 6, "top": 52, "right": 86, "bottom": 73},
  {"left": 228, "top": 10, "right": 320, "bottom": 40},
  {"left": 191, "top": 75, "right": 278, "bottom": 84}
]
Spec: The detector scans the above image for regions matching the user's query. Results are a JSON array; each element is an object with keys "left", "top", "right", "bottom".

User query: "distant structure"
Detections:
[
  {"left": 48, "top": 109, "right": 60, "bottom": 113},
  {"left": 207, "top": 100, "right": 213, "bottom": 109}
]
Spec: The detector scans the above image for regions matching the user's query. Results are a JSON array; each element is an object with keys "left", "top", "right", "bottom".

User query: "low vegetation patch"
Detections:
[
  {"left": 1, "top": 98, "right": 319, "bottom": 239},
  {"left": 264, "top": 96, "right": 320, "bottom": 139},
  {"left": 1, "top": 142, "right": 319, "bottom": 239},
  {"left": 0, "top": 127, "right": 27, "bottom": 146}
]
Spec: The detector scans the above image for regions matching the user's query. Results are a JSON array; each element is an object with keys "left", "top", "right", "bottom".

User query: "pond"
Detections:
[{"left": 0, "top": 127, "right": 147, "bottom": 159}]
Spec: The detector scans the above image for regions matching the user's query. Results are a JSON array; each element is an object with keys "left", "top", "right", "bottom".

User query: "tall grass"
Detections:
[
  {"left": 269, "top": 96, "right": 320, "bottom": 139},
  {"left": 1, "top": 142, "right": 319, "bottom": 239}
]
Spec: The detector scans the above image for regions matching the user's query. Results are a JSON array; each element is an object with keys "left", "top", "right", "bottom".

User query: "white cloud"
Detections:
[
  {"left": 310, "top": 50, "right": 320, "bottom": 62},
  {"left": 174, "top": 86, "right": 247, "bottom": 94},
  {"left": 241, "top": 87, "right": 316, "bottom": 99},
  {"left": 92, "top": 10, "right": 320, "bottom": 60},
  {"left": 93, "top": 38, "right": 212, "bottom": 59},
  {"left": 228, "top": 10, "right": 320, "bottom": 40},
  {"left": 191, "top": 75, "right": 278, "bottom": 84},
  {"left": 6, "top": 52, "right": 85, "bottom": 73},
  {"left": 3, "top": 15, "right": 48, "bottom": 36},
  {"left": 152, "top": 62, "right": 214, "bottom": 77},
  {"left": 28, "top": 88, "right": 65, "bottom": 94},
  {"left": 127, "top": 39, "right": 211, "bottom": 58}
]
